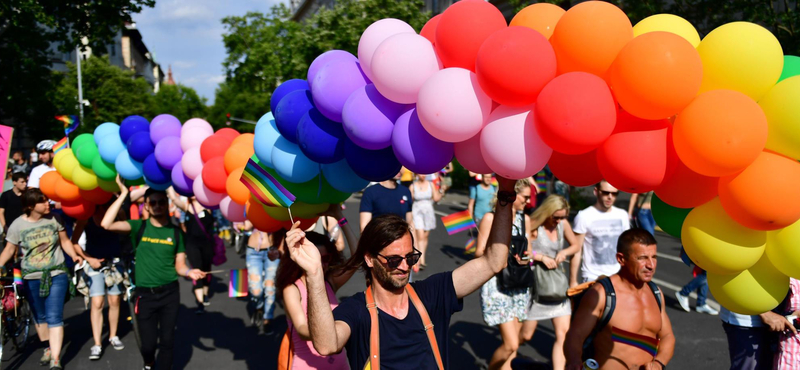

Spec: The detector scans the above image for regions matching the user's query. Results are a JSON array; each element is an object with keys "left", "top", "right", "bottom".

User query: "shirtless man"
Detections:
[{"left": 565, "top": 229, "right": 675, "bottom": 370}]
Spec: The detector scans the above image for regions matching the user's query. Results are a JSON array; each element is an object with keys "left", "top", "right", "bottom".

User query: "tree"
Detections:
[
  {"left": 149, "top": 84, "right": 209, "bottom": 123},
  {"left": 211, "top": 0, "right": 431, "bottom": 125}
]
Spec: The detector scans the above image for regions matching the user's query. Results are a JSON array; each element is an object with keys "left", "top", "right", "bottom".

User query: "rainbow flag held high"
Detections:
[
  {"left": 56, "top": 115, "right": 80, "bottom": 135},
  {"left": 464, "top": 238, "right": 477, "bottom": 255},
  {"left": 441, "top": 210, "right": 477, "bottom": 235},
  {"left": 240, "top": 157, "right": 296, "bottom": 208},
  {"left": 229, "top": 269, "right": 248, "bottom": 298},
  {"left": 13, "top": 268, "right": 22, "bottom": 285},
  {"left": 53, "top": 137, "right": 68, "bottom": 154}
]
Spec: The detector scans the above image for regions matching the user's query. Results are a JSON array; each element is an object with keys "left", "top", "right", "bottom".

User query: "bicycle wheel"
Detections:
[{"left": 10, "top": 299, "right": 31, "bottom": 351}]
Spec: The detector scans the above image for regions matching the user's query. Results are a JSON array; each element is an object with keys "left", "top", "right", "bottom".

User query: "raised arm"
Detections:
[
  {"left": 101, "top": 176, "right": 132, "bottom": 234},
  {"left": 474, "top": 213, "right": 494, "bottom": 258},
  {"left": 452, "top": 177, "right": 515, "bottom": 299},
  {"left": 166, "top": 187, "right": 188, "bottom": 212},
  {"left": 564, "top": 284, "right": 605, "bottom": 370}
]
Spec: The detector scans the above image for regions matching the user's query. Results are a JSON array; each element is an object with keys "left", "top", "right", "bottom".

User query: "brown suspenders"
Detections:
[{"left": 363, "top": 284, "right": 445, "bottom": 370}]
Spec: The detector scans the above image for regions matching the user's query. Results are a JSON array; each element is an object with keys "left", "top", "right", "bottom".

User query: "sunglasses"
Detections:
[
  {"left": 148, "top": 199, "right": 169, "bottom": 207},
  {"left": 599, "top": 190, "right": 619, "bottom": 197},
  {"left": 377, "top": 249, "right": 422, "bottom": 269},
  {"left": 552, "top": 215, "right": 567, "bottom": 221}
]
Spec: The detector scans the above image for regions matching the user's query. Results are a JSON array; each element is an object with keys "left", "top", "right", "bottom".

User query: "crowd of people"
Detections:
[{"left": 0, "top": 140, "right": 795, "bottom": 370}]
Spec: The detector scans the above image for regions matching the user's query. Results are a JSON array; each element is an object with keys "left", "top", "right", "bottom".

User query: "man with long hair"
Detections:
[{"left": 286, "top": 177, "right": 517, "bottom": 369}]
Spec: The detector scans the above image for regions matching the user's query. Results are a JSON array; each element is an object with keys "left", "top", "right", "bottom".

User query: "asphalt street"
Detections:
[{"left": 6, "top": 190, "right": 729, "bottom": 369}]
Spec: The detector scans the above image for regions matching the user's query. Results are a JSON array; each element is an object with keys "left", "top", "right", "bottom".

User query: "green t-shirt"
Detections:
[{"left": 127, "top": 219, "right": 186, "bottom": 288}]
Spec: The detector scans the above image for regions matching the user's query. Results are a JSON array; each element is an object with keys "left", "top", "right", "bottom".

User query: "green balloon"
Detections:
[
  {"left": 76, "top": 140, "right": 99, "bottom": 168},
  {"left": 71, "top": 133, "right": 94, "bottom": 153},
  {"left": 97, "top": 178, "right": 120, "bottom": 193},
  {"left": 651, "top": 194, "right": 692, "bottom": 238},
  {"left": 779, "top": 55, "right": 800, "bottom": 82},
  {"left": 255, "top": 155, "right": 351, "bottom": 205},
  {"left": 92, "top": 156, "right": 117, "bottom": 181}
]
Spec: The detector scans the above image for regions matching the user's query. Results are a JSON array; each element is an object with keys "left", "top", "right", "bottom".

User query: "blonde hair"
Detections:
[
  {"left": 530, "top": 195, "right": 569, "bottom": 229},
  {"left": 489, "top": 179, "right": 531, "bottom": 210}
]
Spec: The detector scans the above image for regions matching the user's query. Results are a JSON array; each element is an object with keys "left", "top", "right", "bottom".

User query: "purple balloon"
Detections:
[
  {"left": 150, "top": 114, "right": 182, "bottom": 144},
  {"left": 392, "top": 108, "right": 454, "bottom": 174},
  {"left": 270, "top": 79, "right": 309, "bottom": 113},
  {"left": 307, "top": 50, "right": 357, "bottom": 90},
  {"left": 344, "top": 139, "right": 402, "bottom": 182},
  {"left": 342, "top": 84, "right": 409, "bottom": 150},
  {"left": 142, "top": 154, "right": 171, "bottom": 184},
  {"left": 274, "top": 89, "right": 315, "bottom": 144},
  {"left": 154, "top": 136, "right": 183, "bottom": 170},
  {"left": 171, "top": 162, "right": 194, "bottom": 196},
  {"left": 312, "top": 59, "right": 371, "bottom": 122},
  {"left": 296, "top": 108, "right": 346, "bottom": 164}
]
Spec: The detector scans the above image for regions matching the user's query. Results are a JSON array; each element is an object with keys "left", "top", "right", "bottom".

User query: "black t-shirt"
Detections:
[
  {"left": 0, "top": 190, "right": 23, "bottom": 232},
  {"left": 84, "top": 218, "right": 121, "bottom": 260},
  {"left": 184, "top": 209, "right": 214, "bottom": 250},
  {"left": 359, "top": 183, "right": 413, "bottom": 219},
  {"left": 333, "top": 272, "right": 463, "bottom": 370}
]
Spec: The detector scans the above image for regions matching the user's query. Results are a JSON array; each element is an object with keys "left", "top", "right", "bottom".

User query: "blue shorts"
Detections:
[
  {"left": 86, "top": 264, "right": 122, "bottom": 297},
  {"left": 25, "top": 273, "right": 69, "bottom": 327}
]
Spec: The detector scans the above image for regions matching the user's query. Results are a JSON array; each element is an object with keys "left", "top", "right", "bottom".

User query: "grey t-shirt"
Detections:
[{"left": 6, "top": 215, "right": 66, "bottom": 279}]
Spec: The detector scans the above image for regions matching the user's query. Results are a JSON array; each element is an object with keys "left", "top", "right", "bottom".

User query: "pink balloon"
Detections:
[
  {"left": 181, "top": 147, "right": 204, "bottom": 180},
  {"left": 481, "top": 105, "right": 552, "bottom": 179},
  {"left": 370, "top": 33, "right": 442, "bottom": 104},
  {"left": 455, "top": 132, "right": 493, "bottom": 174},
  {"left": 181, "top": 118, "right": 214, "bottom": 152},
  {"left": 193, "top": 173, "right": 225, "bottom": 207},
  {"left": 220, "top": 196, "right": 246, "bottom": 222},
  {"left": 417, "top": 68, "right": 493, "bottom": 143},
  {"left": 358, "top": 18, "right": 416, "bottom": 81}
]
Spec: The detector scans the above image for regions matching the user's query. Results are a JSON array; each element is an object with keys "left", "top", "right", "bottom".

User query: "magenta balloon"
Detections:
[
  {"left": 342, "top": 84, "right": 409, "bottom": 150},
  {"left": 193, "top": 173, "right": 225, "bottom": 207},
  {"left": 181, "top": 147, "right": 203, "bottom": 180},
  {"left": 481, "top": 105, "right": 552, "bottom": 179},
  {"left": 171, "top": 162, "right": 194, "bottom": 196},
  {"left": 154, "top": 136, "right": 183, "bottom": 170},
  {"left": 392, "top": 108, "right": 454, "bottom": 174},
  {"left": 150, "top": 114, "right": 182, "bottom": 144},
  {"left": 358, "top": 18, "right": 416, "bottom": 81},
  {"left": 220, "top": 196, "right": 246, "bottom": 222},
  {"left": 181, "top": 118, "right": 214, "bottom": 152},
  {"left": 455, "top": 132, "right": 493, "bottom": 174},
  {"left": 307, "top": 50, "right": 357, "bottom": 90},
  {"left": 370, "top": 33, "right": 442, "bottom": 104},
  {"left": 311, "top": 59, "right": 371, "bottom": 122}
]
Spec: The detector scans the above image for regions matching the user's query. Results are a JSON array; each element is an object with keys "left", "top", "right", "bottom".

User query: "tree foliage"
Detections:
[{"left": 150, "top": 84, "right": 208, "bottom": 123}]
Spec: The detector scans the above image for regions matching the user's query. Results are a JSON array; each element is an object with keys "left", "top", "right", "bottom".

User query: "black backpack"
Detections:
[{"left": 129, "top": 220, "right": 181, "bottom": 286}]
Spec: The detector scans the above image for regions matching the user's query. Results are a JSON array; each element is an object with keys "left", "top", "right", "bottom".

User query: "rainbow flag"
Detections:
[
  {"left": 53, "top": 137, "right": 68, "bottom": 154},
  {"left": 13, "top": 268, "right": 22, "bottom": 285},
  {"left": 441, "top": 210, "right": 476, "bottom": 235},
  {"left": 611, "top": 326, "right": 659, "bottom": 357},
  {"left": 229, "top": 269, "right": 248, "bottom": 298},
  {"left": 464, "top": 238, "right": 476, "bottom": 255},
  {"left": 56, "top": 115, "right": 80, "bottom": 135},
  {"left": 240, "top": 157, "right": 295, "bottom": 208}
]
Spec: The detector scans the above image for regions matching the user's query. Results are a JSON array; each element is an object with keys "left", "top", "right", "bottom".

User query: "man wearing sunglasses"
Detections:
[
  {"left": 569, "top": 180, "right": 630, "bottom": 286},
  {"left": 287, "top": 177, "right": 518, "bottom": 369}
]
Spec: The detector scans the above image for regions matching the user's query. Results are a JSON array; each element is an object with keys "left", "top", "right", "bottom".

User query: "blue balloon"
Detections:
[
  {"left": 119, "top": 115, "right": 149, "bottom": 145},
  {"left": 271, "top": 137, "right": 320, "bottom": 183},
  {"left": 321, "top": 159, "right": 369, "bottom": 193},
  {"left": 270, "top": 79, "right": 310, "bottom": 113},
  {"left": 142, "top": 154, "right": 171, "bottom": 184},
  {"left": 254, "top": 112, "right": 280, "bottom": 168},
  {"left": 127, "top": 131, "right": 155, "bottom": 162},
  {"left": 115, "top": 150, "right": 144, "bottom": 180},
  {"left": 297, "top": 108, "right": 346, "bottom": 164},
  {"left": 344, "top": 139, "right": 401, "bottom": 182},
  {"left": 274, "top": 89, "right": 314, "bottom": 144},
  {"left": 93, "top": 122, "right": 120, "bottom": 145},
  {"left": 98, "top": 134, "right": 125, "bottom": 163},
  {"left": 144, "top": 177, "right": 170, "bottom": 191}
]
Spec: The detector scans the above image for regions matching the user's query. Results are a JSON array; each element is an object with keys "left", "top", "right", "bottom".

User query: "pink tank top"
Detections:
[{"left": 288, "top": 278, "right": 348, "bottom": 369}]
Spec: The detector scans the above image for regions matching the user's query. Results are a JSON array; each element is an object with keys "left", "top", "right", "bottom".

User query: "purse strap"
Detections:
[{"left": 189, "top": 202, "right": 212, "bottom": 239}]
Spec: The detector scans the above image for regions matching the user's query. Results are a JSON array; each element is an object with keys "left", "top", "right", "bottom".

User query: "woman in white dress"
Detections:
[{"left": 409, "top": 174, "right": 441, "bottom": 269}]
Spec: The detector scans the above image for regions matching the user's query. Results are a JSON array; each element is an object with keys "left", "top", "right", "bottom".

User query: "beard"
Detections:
[{"left": 371, "top": 258, "right": 409, "bottom": 291}]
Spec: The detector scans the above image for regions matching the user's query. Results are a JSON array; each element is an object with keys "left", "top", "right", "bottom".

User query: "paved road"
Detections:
[{"left": 6, "top": 191, "right": 729, "bottom": 369}]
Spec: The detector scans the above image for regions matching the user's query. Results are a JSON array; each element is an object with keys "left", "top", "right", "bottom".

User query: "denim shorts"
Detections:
[
  {"left": 86, "top": 264, "right": 122, "bottom": 297},
  {"left": 25, "top": 273, "right": 69, "bottom": 327}
]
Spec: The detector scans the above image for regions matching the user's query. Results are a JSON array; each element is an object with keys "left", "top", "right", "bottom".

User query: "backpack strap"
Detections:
[
  {"left": 593, "top": 277, "right": 616, "bottom": 337},
  {"left": 648, "top": 281, "right": 663, "bottom": 312},
  {"left": 406, "top": 284, "right": 444, "bottom": 370}
]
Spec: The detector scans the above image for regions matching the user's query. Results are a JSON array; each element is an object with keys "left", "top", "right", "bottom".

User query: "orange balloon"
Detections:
[
  {"left": 549, "top": 1, "right": 633, "bottom": 76},
  {"left": 224, "top": 143, "right": 255, "bottom": 175},
  {"left": 719, "top": 151, "right": 800, "bottom": 230},
  {"left": 608, "top": 32, "right": 702, "bottom": 120},
  {"left": 231, "top": 133, "right": 254, "bottom": 148},
  {"left": 39, "top": 171, "right": 62, "bottom": 202},
  {"left": 226, "top": 167, "right": 250, "bottom": 205},
  {"left": 55, "top": 177, "right": 81, "bottom": 203},
  {"left": 79, "top": 187, "right": 113, "bottom": 205},
  {"left": 510, "top": 3, "right": 565, "bottom": 39},
  {"left": 245, "top": 201, "right": 284, "bottom": 233},
  {"left": 655, "top": 160, "right": 718, "bottom": 209},
  {"left": 673, "top": 90, "right": 768, "bottom": 177}
]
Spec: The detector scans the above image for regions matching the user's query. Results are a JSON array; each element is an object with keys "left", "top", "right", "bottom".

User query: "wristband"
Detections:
[
  {"left": 654, "top": 359, "right": 666, "bottom": 370},
  {"left": 338, "top": 217, "right": 348, "bottom": 226}
]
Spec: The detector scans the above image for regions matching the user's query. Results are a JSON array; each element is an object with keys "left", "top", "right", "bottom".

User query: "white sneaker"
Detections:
[
  {"left": 696, "top": 304, "right": 719, "bottom": 315},
  {"left": 110, "top": 336, "right": 125, "bottom": 350},
  {"left": 89, "top": 345, "right": 102, "bottom": 360},
  {"left": 675, "top": 292, "right": 690, "bottom": 312}
]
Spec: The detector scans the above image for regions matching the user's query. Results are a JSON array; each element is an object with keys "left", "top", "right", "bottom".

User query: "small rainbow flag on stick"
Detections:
[
  {"left": 53, "top": 137, "right": 68, "bottom": 154},
  {"left": 229, "top": 269, "right": 248, "bottom": 298},
  {"left": 13, "top": 268, "right": 22, "bottom": 285},
  {"left": 464, "top": 238, "right": 477, "bottom": 255},
  {"left": 240, "top": 158, "right": 296, "bottom": 208},
  {"left": 441, "top": 210, "right": 477, "bottom": 235},
  {"left": 55, "top": 115, "right": 80, "bottom": 135}
]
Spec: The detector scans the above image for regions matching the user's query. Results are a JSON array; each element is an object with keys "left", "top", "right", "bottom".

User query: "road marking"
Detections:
[
  {"left": 651, "top": 277, "right": 721, "bottom": 311},
  {"left": 434, "top": 210, "right": 448, "bottom": 217},
  {"left": 657, "top": 252, "right": 684, "bottom": 263}
]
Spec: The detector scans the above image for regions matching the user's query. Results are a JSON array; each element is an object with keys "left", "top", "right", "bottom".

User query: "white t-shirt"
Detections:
[
  {"left": 27, "top": 164, "right": 56, "bottom": 188},
  {"left": 574, "top": 205, "right": 630, "bottom": 282}
]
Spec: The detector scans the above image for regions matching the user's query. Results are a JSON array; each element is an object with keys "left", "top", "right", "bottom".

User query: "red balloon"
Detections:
[
  {"left": 613, "top": 109, "right": 671, "bottom": 134},
  {"left": 476, "top": 26, "right": 557, "bottom": 107},
  {"left": 534, "top": 72, "right": 616, "bottom": 154},
  {"left": 201, "top": 157, "right": 228, "bottom": 194},
  {"left": 245, "top": 201, "right": 284, "bottom": 233},
  {"left": 597, "top": 127, "right": 670, "bottom": 193},
  {"left": 62, "top": 199, "right": 96, "bottom": 220},
  {"left": 655, "top": 159, "right": 718, "bottom": 209},
  {"left": 215, "top": 128, "right": 240, "bottom": 142},
  {"left": 200, "top": 134, "right": 232, "bottom": 163},
  {"left": 548, "top": 150, "right": 603, "bottom": 187},
  {"left": 79, "top": 187, "right": 113, "bottom": 205},
  {"left": 434, "top": 0, "right": 507, "bottom": 71},
  {"left": 420, "top": 14, "right": 442, "bottom": 45},
  {"left": 281, "top": 217, "right": 320, "bottom": 232}
]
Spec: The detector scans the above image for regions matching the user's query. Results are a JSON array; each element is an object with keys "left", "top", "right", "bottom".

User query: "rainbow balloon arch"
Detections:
[{"left": 41, "top": 1, "right": 800, "bottom": 316}]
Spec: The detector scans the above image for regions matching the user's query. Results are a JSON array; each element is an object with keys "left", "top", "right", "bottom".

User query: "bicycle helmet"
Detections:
[{"left": 36, "top": 140, "right": 57, "bottom": 152}]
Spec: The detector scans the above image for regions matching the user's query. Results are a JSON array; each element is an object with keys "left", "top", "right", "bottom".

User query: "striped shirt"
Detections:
[{"left": 776, "top": 278, "right": 800, "bottom": 369}]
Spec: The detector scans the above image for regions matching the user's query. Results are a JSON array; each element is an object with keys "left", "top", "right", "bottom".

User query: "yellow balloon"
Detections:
[
  {"left": 759, "top": 76, "right": 800, "bottom": 160},
  {"left": 697, "top": 22, "right": 784, "bottom": 101},
  {"left": 766, "top": 217, "right": 800, "bottom": 278},
  {"left": 708, "top": 254, "right": 789, "bottom": 315},
  {"left": 53, "top": 148, "right": 69, "bottom": 169},
  {"left": 681, "top": 197, "right": 766, "bottom": 275},
  {"left": 57, "top": 149, "right": 79, "bottom": 182},
  {"left": 632, "top": 14, "right": 700, "bottom": 48},
  {"left": 71, "top": 165, "right": 99, "bottom": 191}
]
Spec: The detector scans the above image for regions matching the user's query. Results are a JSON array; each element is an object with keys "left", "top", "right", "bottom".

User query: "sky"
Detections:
[{"left": 133, "top": 0, "right": 284, "bottom": 105}]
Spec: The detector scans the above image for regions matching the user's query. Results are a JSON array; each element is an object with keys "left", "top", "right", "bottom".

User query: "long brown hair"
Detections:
[
  {"left": 21, "top": 188, "right": 47, "bottom": 216},
  {"left": 275, "top": 231, "right": 343, "bottom": 297},
  {"left": 334, "top": 214, "right": 413, "bottom": 287}
]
